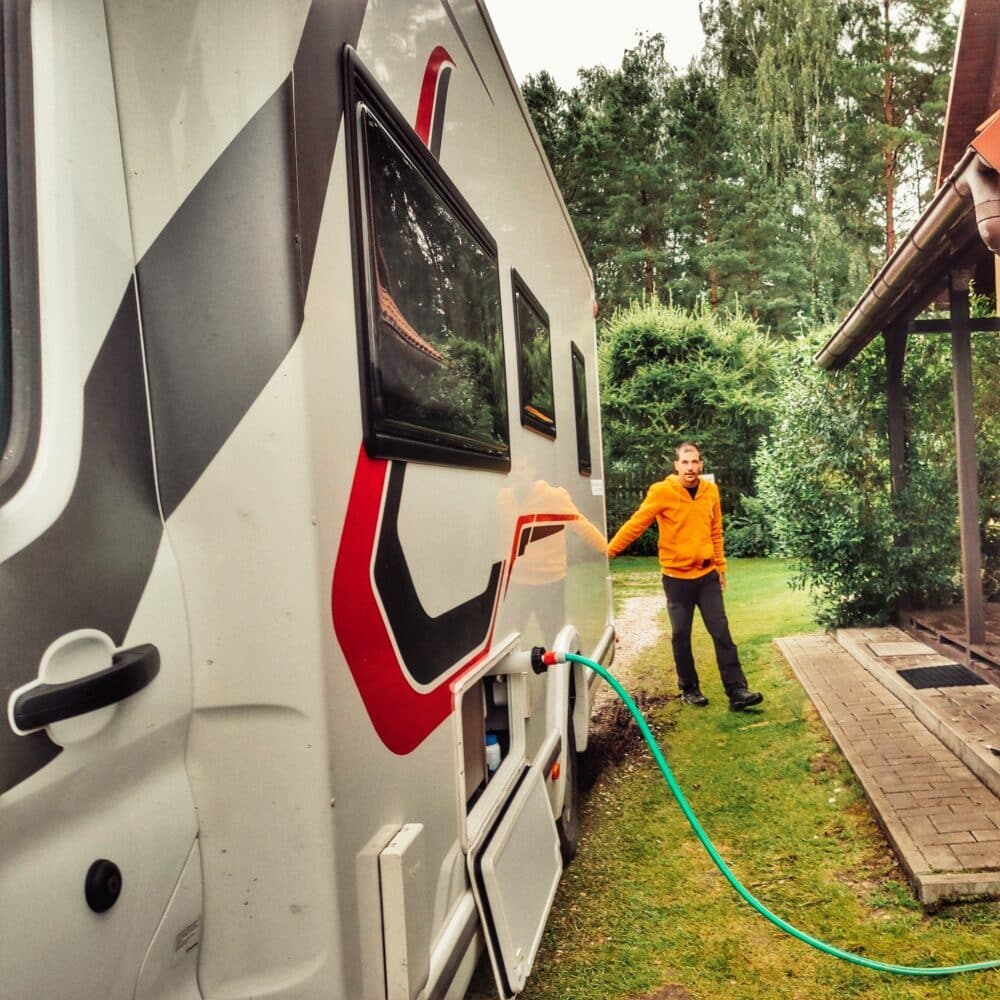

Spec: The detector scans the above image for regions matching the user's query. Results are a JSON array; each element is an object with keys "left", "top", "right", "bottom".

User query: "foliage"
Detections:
[
  {"left": 837, "top": 0, "right": 956, "bottom": 255},
  {"left": 724, "top": 494, "right": 777, "bottom": 557},
  {"left": 524, "top": 37, "right": 677, "bottom": 313},
  {"left": 523, "top": 3, "right": 957, "bottom": 334},
  {"left": 604, "top": 475, "right": 659, "bottom": 557},
  {"left": 600, "top": 297, "right": 780, "bottom": 507},
  {"left": 755, "top": 332, "right": 960, "bottom": 627}
]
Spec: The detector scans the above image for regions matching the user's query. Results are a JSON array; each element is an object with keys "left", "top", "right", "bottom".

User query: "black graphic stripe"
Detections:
[
  {"left": 1, "top": 283, "right": 162, "bottom": 793},
  {"left": 374, "top": 462, "right": 501, "bottom": 685},
  {"left": 138, "top": 79, "right": 304, "bottom": 519},
  {"left": 429, "top": 66, "right": 452, "bottom": 160},
  {"left": 293, "top": 0, "right": 368, "bottom": 289},
  {"left": 142, "top": 1, "right": 366, "bottom": 519}
]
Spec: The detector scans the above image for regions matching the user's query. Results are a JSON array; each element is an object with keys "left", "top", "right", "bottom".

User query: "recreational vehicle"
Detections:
[{"left": 0, "top": 1, "right": 614, "bottom": 998}]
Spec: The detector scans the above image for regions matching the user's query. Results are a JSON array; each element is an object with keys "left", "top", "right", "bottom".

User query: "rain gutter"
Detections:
[{"left": 815, "top": 119, "right": 1000, "bottom": 371}]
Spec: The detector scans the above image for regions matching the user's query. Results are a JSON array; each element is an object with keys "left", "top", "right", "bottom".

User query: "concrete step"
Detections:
[{"left": 776, "top": 632, "right": 1000, "bottom": 908}]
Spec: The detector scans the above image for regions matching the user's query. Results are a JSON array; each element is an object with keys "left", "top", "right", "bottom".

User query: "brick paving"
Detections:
[
  {"left": 776, "top": 631, "right": 1000, "bottom": 907},
  {"left": 837, "top": 626, "right": 1000, "bottom": 797}
]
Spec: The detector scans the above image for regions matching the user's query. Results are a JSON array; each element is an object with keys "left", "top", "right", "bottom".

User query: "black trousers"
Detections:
[{"left": 661, "top": 571, "right": 748, "bottom": 694}]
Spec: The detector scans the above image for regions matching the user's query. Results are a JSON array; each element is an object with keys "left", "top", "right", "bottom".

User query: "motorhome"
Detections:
[{"left": 0, "top": 2, "right": 614, "bottom": 998}]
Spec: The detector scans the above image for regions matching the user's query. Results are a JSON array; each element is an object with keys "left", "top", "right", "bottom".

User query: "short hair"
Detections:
[{"left": 674, "top": 441, "right": 701, "bottom": 460}]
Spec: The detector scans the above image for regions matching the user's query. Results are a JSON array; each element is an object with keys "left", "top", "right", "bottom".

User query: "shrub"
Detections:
[
  {"left": 599, "top": 297, "right": 780, "bottom": 505},
  {"left": 724, "top": 495, "right": 777, "bottom": 558},
  {"left": 755, "top": 331, "right": 959, "bottom": 627}
]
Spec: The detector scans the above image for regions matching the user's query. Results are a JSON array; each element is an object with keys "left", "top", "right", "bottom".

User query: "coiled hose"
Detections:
[{"left": 541, "top": 649, "right": 1000, "bottom": 977}]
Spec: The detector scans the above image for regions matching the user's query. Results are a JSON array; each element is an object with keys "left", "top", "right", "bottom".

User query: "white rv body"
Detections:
[{"left": 0, "top": 2, "right": 614, "bottom": 998}]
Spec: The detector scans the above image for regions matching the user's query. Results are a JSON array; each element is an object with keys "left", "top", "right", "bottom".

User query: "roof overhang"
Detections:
[{"left": 815, "top": 114, "right": 1000, "bottom": 372}]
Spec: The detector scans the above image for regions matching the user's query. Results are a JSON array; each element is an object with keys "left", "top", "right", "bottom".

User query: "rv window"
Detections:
[
  {"left": 570, "top": 343, "right": 591, "bottom": 477},
  {"left": 356, "top": 103, "right": 509, "bottom": 470},
  {"left": 511, "top": 272, "right": 555, "bottom": 438}
]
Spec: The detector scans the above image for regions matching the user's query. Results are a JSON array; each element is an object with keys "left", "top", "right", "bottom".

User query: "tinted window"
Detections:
[
  {"left": 512, "top": 271, "right": 555, "bottom": 438},
  {"left": 570, "top": 342, "right": 591, "bottom": 476},
  {"left": 355, "top": 99, "right": 509, "bottom": 470}
]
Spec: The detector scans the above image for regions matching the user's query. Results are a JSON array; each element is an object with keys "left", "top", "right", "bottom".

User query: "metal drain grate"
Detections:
[{"left": 897, "top": 664, "right": 988, "bottom": 689}]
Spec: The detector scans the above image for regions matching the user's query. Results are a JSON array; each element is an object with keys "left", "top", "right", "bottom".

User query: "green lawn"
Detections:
[{"left": 521, "top": 557, "right": 1000, "bottom": 1000}]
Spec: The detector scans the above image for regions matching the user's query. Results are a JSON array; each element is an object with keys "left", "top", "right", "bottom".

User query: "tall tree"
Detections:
[
  {"left": 523, "top": 35, "right": 678, "bottom": 313},
  {"left": 838, "top": 0, "right": 955, "bottom": 257},
  {"left": 699, "top": 0, "right": 872, "bottom": 325},
  {"left": 523, "top": 1, "right": 956, "bottom": 331},
  {"left": 701, "top": 0, "right": 844, "bottom": 188}
]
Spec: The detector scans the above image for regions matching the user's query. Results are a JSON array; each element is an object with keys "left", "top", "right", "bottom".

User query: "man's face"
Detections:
[{"left": 674, "top": 447, "right": 703, "bottom": 487}]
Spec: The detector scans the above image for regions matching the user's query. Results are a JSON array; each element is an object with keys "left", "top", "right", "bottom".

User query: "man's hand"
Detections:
[{"left": 719, "top": 572, "right": 726, "bottom": 592}]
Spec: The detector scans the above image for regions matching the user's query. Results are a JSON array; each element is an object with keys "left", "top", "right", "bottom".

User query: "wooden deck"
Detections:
[{"left": 907, "top": 604, "right": 1000, "bottom": 673}]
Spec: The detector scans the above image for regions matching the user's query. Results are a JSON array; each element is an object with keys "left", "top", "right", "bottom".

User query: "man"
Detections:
[{"left": 607, "top": 442, "right": 763, "bottom": 711}]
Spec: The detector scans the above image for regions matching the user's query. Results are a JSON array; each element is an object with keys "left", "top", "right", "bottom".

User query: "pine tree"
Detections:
[{"left": 838, "top": 0, "right": 955, "bottom": 257}]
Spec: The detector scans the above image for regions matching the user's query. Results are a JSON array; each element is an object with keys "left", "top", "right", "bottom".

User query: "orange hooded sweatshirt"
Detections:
[{"left": 606, "top": 474, "right": 727, "bottom": 579}]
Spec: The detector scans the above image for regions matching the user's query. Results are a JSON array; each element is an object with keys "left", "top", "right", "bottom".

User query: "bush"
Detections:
[
  {"left": 599, "top": 297, "right": 780, "bottom": 504},
  {"left": 604, "top": 470, "right": 663, "bottom": 557},
  {"left": 755, "top": 331, "right": 959, "bottom": 627},
  {"left": 724, "top": 495, "right": 777, "bottom": 558}
]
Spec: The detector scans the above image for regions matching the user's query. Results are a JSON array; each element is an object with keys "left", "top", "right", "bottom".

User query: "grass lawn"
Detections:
[{"left": 520, "top": 557, "right": 1000, "bottom": 1000}]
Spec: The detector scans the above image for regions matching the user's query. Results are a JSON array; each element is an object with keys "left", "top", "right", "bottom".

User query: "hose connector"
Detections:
[{"left": 530, "top": 647, "right": 565, "bottom": 673}]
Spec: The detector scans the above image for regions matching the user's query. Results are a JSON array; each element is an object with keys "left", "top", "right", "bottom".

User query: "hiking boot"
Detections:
[
  {"left": 728, "top": 687, "right": 763, "bottom": 711},
  {"left": 681, "top": 688, "right": 709, "bottom": 707}
]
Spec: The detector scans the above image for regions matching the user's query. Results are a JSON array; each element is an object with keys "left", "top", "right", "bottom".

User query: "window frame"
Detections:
[
  {"left": 0, "top": 5, "right": 42, "bottom": 506},
  {"left": 343, "top": 47, "right": 510, "bottom": 473},
  {"left": 570, "top": 342, "right": 592, "bottom": 477},
  {"left": 510, "top": 269, "right": 556, "bottom": 439},
  {"left": 0, "top": 109, "right": 9, "bottom": 455}
]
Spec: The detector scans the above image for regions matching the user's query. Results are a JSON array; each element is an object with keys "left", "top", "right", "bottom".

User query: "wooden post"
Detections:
[
  {"left": 885, "top": 323, "right": 908, "bottom": 502},
  {"left": 885, "top": 322, "right": 909, "bottom": 618},
  {"left": 949, "top": 270, "right": 986, "bottom": 650}
]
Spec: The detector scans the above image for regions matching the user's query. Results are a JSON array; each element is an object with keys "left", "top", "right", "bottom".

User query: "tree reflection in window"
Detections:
[
  {"left": 512, "top": 272, "right": 555, "bottom": 438},
  {"left": 360, "top": 107, "right": 508, "bottom": 463}
]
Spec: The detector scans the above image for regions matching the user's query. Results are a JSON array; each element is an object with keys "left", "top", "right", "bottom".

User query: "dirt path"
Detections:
[
  {"left": 580, "top": 594, "right": 671, "bottom": 790},
  {"left": 593, "top": 594, "right": 665, "bottom": 711}
]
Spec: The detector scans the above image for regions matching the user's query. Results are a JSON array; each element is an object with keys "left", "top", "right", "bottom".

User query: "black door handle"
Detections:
[{"left": 12, "top": 643, "right": 160, "bottom": 732}]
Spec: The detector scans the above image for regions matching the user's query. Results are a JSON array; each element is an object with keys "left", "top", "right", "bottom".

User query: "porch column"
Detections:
[
  {"left": 949, "top": 270, "right": 986, "bottom": 649},
  {"left": 885, "top": 322, "right": 909, "bottom": 616}
]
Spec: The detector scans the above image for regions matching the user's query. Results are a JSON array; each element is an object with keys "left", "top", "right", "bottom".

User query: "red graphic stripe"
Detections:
[
  {"left": 331, "top": 447, "right": 498, "bottom": 755},
  {"left": 415, "top": 45, "right": 455, "bottom": 146}
]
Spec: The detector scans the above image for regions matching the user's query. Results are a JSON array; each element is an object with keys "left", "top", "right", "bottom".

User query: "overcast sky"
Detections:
[{"left": 487, "top": 0, "right": 707, "bottom": 88}]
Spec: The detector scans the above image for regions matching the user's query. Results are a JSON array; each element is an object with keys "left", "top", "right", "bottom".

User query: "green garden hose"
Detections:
[{"left": 541, "top": 648, "right": 1000, "bottom": 977}]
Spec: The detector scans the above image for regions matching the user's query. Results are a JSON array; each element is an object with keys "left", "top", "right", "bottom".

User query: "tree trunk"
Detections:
[
  {"left": 640, "top": 189, "right": 655, "bottom": 297},
  {"left": 701, "top": 191, "right": 719, "bottom": 309},
  {"left": 882, "top": 0, "right": 896, "bottom": 258}
]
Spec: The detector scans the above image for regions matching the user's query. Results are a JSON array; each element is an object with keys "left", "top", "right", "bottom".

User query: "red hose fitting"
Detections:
[{"left": 530, "top": 647, "right": 564, "bottom": 673}]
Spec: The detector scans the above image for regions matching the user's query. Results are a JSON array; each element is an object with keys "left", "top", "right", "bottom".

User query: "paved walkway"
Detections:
[
  {"left": 776, "top": 629, "right": 1000, "bottom": 908},
  {"left": 837, "top": 626, "right": 1000, "bottom": 796}
]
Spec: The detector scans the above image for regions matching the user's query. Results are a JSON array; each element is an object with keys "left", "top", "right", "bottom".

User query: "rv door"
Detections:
[{"left": 0, "top": 4, "right": 201, "bottom": 998}]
